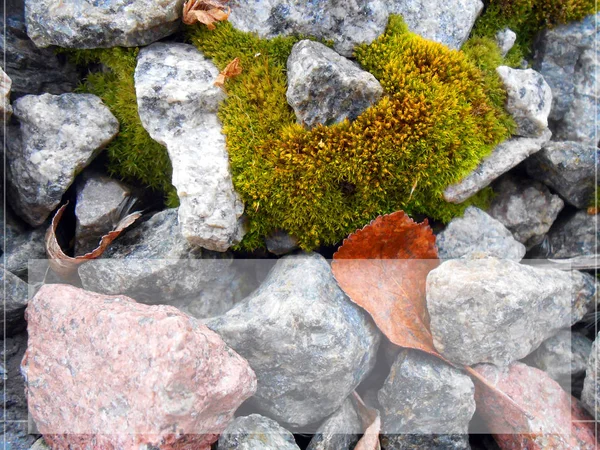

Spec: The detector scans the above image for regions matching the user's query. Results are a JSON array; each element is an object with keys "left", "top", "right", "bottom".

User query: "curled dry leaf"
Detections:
[
  {"left": 182, "top": 0, "right": 230, "bottom": 28},
  {"left": 214, "top": 57, "right": 242, "bottom": 88},
  {"left": 46, "top": 203, "right": 141, "bottom": 280},
  {"left": 352, "top": 392, "right": 381, "bottom": 450}
]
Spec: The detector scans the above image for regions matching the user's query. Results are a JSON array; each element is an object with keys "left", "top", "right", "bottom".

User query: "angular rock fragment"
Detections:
[
  {"left": 436, "top": 206, "right": 525, "bottom": 260},
  {"left": 228, "top": 0, "right": 388, "bottom": 57},
  {"left": 1, "top": 68, "right": 13, "bottom": 122},
  {"left": 23, "top": 284, "right": 257, "bottom": 450},
  {"left": 526, "top": 141, "right": 598, "bottom": 209},
  {"left": 217, "top": 414, "right": 300, "bottom": 450},
  {"left": 1, "top": 266, "right": 30, "bottom": 337},
  {"left": 582, "top": 333, "right": 600, "bottom": 420},
  {"left": 135, "top": 43, "right": 245, "bottom": 251},
  {"left": 265, "top": 230, "right": 299, "bottom": 256},
  {"left": 75, "top": 173, "right": 133, "bottom": 254},
  {"left": 286, "top": 40, "right": 382, "bottom": 128},
  {"left": 207, "top": 253, "right": 380, "bottom": 428},
  {"left": 487, "top": 174, "right": 564, "bottom": 249},
  {"left": 541, "top": 210, "right": 599, "bottom": 259},
  {"left": 496, "top": 66, "right": 552, "bottom": 137},
  {"left": 79, "top": 208, "right": 250, "bottom": 319},
  {"left": 306, "top": 397, "right": 362, "bottom": 450},
  {"left": 6, "top": 93, "right": 119, "bottom": 226},
  {"left": 496, "top": 28, "right": 516, "bottom": 57},
  {"left": 25, "top": 0, "right": 183, "bottom": 48},
  {"left": 443, "top": 129, "right": 551, "bottom": 203},
  {"left": 525, "top": 329, "right": 592, "bottom": 387},
  {"left": 387, "top": 0, "right": 483, "bottom": 49},
  {"left": 381, "top": 434, "right": 471, "bottom": 450},
  {"left": 427, "top": 256, "right": 593, "bottom": 366},
  {"left": 533, "top": 13, "right": 599, "bottom": 145}
]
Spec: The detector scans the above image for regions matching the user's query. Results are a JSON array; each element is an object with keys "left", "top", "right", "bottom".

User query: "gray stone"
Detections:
[
  {"left": 436, "top": 206, "right": 525, "bottom": 261},
  {"left": 1, "top": 265, "right": 30, "bottom": 336},
  {"left": 135, "top": 43, "right": 245, "bottom": 252},
  {"left": 541, "top": 210, "right": 599, "bottom": 259},
  {"left": 6, "top": 93, "right": 119, "bottom": 226},
  {"left": 443, "top": 129, "right": 552, "bottom": 203},
  {"left": 381, "top": 434, "right": 471, "bottom": 450},
  {"left": 306, "top": 397, "right": 362, "bottom": 450},
  {"left": 1, "top": 68, "right": 13, "bottom": 122},
  {"left": 488, "top": 174, "right": 564, "bottom": 249},
  {"left": 207, "top": 253, "right": 380, "bottom": 428},
  {"left": 496, "top": 66, "right": 552, "bottom": 137},
  {"left": 525, "top": 141, "right": 598, "bottom": 209},
  {"left": 496, "top": 28, "right": 516, "bottom": 57},
  {"left": 30, "top": 439, "right": 51, "bottom": 450},
  {"left": 582, "top": 333, "right": 600, "bottom": 420},
  {"left": 25, "top": 0, "right": 183, "bottom": 48},
  {"left": 75, "top": 173, "right": 133, "bottom": 255},
  {"left": 286, "top": 40, "right": 382, "bottom": 128},
  {"left": 533, "top": 13, "right": 599, "bottom": 146},
  {"left": 78, "top": 208, "right": 251, "bottom": 319},
  {"left": 217, "top": 414, "right": 300, "bottom": 450},
  {"left": 387, "top": 0, "right": 483, "bottom": 49},
  {"left": 1, "top": 207, "right": 46, "bottom": 280},
  {"left": 525, "top": 329, "right": 592, "bottom": 386},
  {"left": 1, "top": 9, "right": 79, "bottom": 99},
  {"left": 378, "top": 349, "right": 475, "bottom": 435},
  {"left": 228, "top": 0, "right": 388, "bottom": 57},
  {"left": 427, "top": 256, "right": 593, "bottom": 366},
  {"left": 265, "top": 230, "right": 299, "bottom": 256}
]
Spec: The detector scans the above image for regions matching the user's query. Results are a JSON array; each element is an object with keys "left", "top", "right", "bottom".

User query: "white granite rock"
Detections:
[
  {"left": 496, "top": 28, "right": 516, "bottom": 57},
  {"left": 1, "top": 68, "right": 12, "bottom": 123}
]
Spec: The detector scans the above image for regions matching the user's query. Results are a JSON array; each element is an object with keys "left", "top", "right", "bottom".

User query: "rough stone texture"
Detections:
[
  {"left": 525, "top": 329, "right": 592, "bottom": 386},
  {"left": 6, "top": 93, "right": 119, "bottom": 226},
  {"left": 1, "top": 332, "right": 39, "bottom": 450},
  {"left": 427, "top": 256, "right": 593, "bottom": 366},
  {"left": 1, "top": 206, "right": 46, "bottom": 280},
  {"left": 25, "top": 0, "right": 183, "bottom": 48},
  {"left": 525, "top": 141, "right": 598, "bottom": 209},
  {"left": 217, "top": 414, "right": 300, "bottom": 450},
  {"left": 135, "top": 43, "right": 245, "bottom": 252},
  {"left": 436, "top": 206, "right": 526, "bottom": 261},
  {"left": 533, "top": 13, "right": 599, "bottom": 146},
  {"left": 443, "top": 129, "right": 552, "bottom": 203},
  {"left": 496, "top": 66, "right": 552, "bottom": 137},
  {"left": 228, "top": 0, "right": 388, "bottom": 57},
  {"left": 306, "top": 397, "right": 362, "bottom": 450},
  {"left": 79, "top": 208, "right": 251, "bottom": 319},
  {"left": 75, "top": 173, "right": 133, "bottom": 254},
  {"left": 1, "top": 7, "right": 79, "bottom": 99},
  {"left": 265, "top": 230, "right": 299, "bottom": 256},
  {"left": 541, "top": 210, "right": 599, "bottom": 259},
  {"left": 582, "top": 333, "right": 600, "bottom": 420},
  {"left": 496, "top": 28, "right": 516, "bottom": 57},
  {"left": 378, "top": 349, "right": 475, "bottom": 435},
  {"left": 1, "top": 67, "right": 13, "bottom": 122},
  {"left": 487, "top": 174, "right": 564, "bottom": 249},
  {"left": 286, "top": 40, "right": 382, "bottom": 128},
  {"left": 30, "top": 439, "right": 51, "bottom": 450},
  {"left": 1, "top": 265, "right": 30, "bottom": 336},
  {"left": 387, "top": 0, "right": 483, "bottom": 49},
  {"left": 207, "top": 253, "right": 381, "bottom": 428},
  {"left": 381, "top": 434, "right": 471, "bottom": 450},
  {"left": 23, "top": 284, "right": 257, "bottom": 450}
]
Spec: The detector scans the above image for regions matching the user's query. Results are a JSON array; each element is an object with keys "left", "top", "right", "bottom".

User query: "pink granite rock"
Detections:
[{"left": 21, "top": 284, "right": 257, "bottom": 450}]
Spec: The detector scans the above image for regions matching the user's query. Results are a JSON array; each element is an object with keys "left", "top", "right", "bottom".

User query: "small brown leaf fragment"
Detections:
[
  {"left": 46, "top": 203, "right": 141, "bottom": 280},
  {"left": 588, "top": 206, "right": 598, "bottom": 215},
  {"left": 352, "top": 392, "right": 381, "bottom": 450},
  {"left": 182, "top": 0, "right": 230, "bottom": 28},
  {"left": 214, "top": 57, "right": 242, "bottom": 88}
]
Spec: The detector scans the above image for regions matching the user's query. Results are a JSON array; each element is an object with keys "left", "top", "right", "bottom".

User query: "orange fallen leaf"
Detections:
[
  {"left": 331, "top": 211, "right": 440, "bottom": 357},
  {"left": 182, "top": 0, "right": 230, "bottom": 28},
  {"left": 588, "top": 206, "right": 598, "bottom": 215},
  {"left": 214, "top": 57, "right": 242, "bottom": 87},
  {"left": 352, "top": 392, "right": 381, "bottom": 450},
  {"left": 46, "top": 203, "right": 141, "bottom": 280}
]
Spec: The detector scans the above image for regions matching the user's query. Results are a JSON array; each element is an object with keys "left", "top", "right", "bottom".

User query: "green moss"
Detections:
[
  {"left": 471, "top": 0, "right": 598, "bottom": 65},
  {"left": 188, "top": 15, "right": 514, "bottom": 249},
  {"left": 62, "top": 47, "right": 178, "bottom": 205}
]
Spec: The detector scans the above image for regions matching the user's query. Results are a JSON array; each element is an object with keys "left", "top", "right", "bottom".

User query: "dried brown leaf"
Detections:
[
  {"left": 45, "top": 203, "right": 141, "bottom": 280},
  {"left": 352, "top": 392, "right": 381, "bottom": 450},
  {"left": 214, "top": 57, "right": 242, "bottom": 87},
  {"left": 182, "top": 0, "right": 230, "bottom": 27}
]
